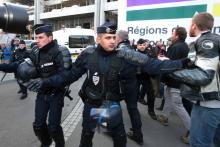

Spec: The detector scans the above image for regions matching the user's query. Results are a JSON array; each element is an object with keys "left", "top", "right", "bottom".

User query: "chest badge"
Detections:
[{"left": 92, "top": 72, "right": 100, "bottom": 85}]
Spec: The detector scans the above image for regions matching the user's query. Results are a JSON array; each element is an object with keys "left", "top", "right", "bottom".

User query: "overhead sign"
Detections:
[{"left": 118, "top": 0, "right": 220, "bottom": 46}]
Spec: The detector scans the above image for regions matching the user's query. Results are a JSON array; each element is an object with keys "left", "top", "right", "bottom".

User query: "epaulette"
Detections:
[
  {"left": 83, "top": 45, "right": 96, "bottom": 54},
  {"left": 58, "top": 45, "right": 72, "bottom": 69}
]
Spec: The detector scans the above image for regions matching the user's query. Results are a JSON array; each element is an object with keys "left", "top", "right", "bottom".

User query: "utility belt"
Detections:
[
  {"left": 78, "top": 89, "right": 121, "bottom": 107},
  {"left": 39, "top": 87, "right": 73, "bottom": 100},
  {"left": 39, "top": 88, "right": 64, "bottom": 95}
]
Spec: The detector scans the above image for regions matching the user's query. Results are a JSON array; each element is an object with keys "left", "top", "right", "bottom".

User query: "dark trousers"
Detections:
[
  {"left": 34, "top": 92, "right": 65, "bottom": 147},
  {"left": 182, "top": 98, "right": 193, "bottom": 116},
  {"left": 137, "top": 76, "right": 156, "bottom": 111},
  {"left": 17, "top": 79, "right": 27, "bottom": 94},
  {"left": 124, "top": 91, "right": 142, "bottom": 133},
  {"left": 79, "top": 102, "right": 127, "bottom": 147}
]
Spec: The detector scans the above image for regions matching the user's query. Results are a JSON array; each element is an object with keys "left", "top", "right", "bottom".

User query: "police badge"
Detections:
[{"left": 92, "top": 72, "right": 100, "bottom": 85}]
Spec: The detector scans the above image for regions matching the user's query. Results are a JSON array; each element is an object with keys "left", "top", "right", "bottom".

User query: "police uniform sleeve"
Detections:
[
  {"left": 116, "top": 46, "right": 184, "bottom": 74},
  {"left": 116, "top": 46, "right": 149, "bottom": 65},
  {"left": 142, "top": 58, "right": 183, "bottom": 75}
]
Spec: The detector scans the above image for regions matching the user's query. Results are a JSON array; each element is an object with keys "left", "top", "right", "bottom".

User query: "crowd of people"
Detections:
[
  {"left": 0, "top": 12, "right": 219, "bottom": 147},
  {"left": 0, "top": 37, "right": 30, "bottom": 99}
]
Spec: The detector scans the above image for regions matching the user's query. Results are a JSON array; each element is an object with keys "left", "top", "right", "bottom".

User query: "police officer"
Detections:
[
  {"left": 28, "top": 22, "right": 191, "bottom": 147},
  {"left": 115, "top": 30, "right": 144, "bottom": 144},
  {"left": 26, "top": 24, "right": 72, "bottom": 147},
  {"left": 136, "top": 38, "right": 158, "bottom": 120},
  {"left": 11, "top": 40, "right": 29, "bottom": 99}
]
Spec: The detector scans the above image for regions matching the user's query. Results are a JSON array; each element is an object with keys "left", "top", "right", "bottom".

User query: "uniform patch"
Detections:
[
  {"left": 92, "top": 72, "right": 100, "bottom": 85},
  {"left": 202, "top": 40, "right": 214, "bottom": 49},
  {"left": 40, "top": 62, "right": 54, "bottom": 68}
]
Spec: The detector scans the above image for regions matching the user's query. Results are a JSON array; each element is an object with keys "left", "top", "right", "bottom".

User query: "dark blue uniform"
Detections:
[
  {"left": 28, "top": 40, "right": 72, "bottom": 147},
  {"left": 117, "top": 40, "right": 143, "bottom": 143},
  {"left": 12, "top": 44, "right": 29, "bottom": 99}
]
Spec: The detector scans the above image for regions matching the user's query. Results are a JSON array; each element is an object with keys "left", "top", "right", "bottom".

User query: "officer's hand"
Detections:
[{"left": 26, "top": 78, "right": 45, "bottom": 92}]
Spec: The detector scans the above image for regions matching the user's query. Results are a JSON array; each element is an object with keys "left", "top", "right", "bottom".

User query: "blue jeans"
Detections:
[{"left": 190, "top": 104, "right": 220, "bottom": 147}]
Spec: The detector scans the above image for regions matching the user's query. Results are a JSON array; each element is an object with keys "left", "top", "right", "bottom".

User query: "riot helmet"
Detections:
[{"left": 17, "top": 58, "right": 37, "bottom": 82}]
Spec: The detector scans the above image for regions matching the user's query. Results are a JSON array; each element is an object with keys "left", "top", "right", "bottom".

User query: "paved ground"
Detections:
[
  {"left": 0, "top": 73, "right": 189, "bottom": 147},
  {"left": 65, "top": 99, "right": 189, "bottom": 147}
]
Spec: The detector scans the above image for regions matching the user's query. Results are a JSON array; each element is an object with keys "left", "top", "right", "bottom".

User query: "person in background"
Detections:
[
  {"left": 136, "top": 38, "right": 158, "bottom": 120},
  {"left": 0, "top": 42, "right": 12, "bottom": 64},
  {"left": 155, "top": 41, "right": 166, "bottom": 57},
  {"left": 158, "top": 26, "right": 190, "bottom": 144},
  {"left": 10, "top": 37, "right": 20, "bottom": 52},
  {"left": 116, "top": 30, "right": 144, "bottom": 145},
  {"left": 11, "top": 40, "right": 29, "bottom": 99}
]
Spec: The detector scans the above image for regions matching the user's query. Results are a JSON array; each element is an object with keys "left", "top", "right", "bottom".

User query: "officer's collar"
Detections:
[
  {"left": 18, "top": 48, "right": 27, "bottom": 51},
  {"left": 97, "top": 44, "right": 116, "bottom": 56},
  {"left": 137, "top": 49, "right": 147, "bottom": 54},
  {"left": 39, "top": 40, "right": 56, "bottom": 52}
]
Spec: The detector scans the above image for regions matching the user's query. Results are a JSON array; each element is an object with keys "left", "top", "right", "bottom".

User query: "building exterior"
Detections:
[{"left": 27, "top": 0, "right": 118, "bottom": 31}]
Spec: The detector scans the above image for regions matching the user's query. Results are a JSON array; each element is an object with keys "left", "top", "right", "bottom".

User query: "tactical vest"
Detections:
[
  {"left": 31, "top": 44, "right": 71, "bottom": 78},
  {"left": 81, "top": 49, "right": 123, "bottom": 106}
]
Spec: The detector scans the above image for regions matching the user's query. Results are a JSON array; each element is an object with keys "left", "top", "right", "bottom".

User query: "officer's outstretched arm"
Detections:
[
  {"left": 116, "top": 46, "right": 149, "bottom": 65},
  {"left": 0, "top": 62, "right": 19, "bottom": 73},
  {"left": 142, "top": 58, "right": 189, "bottom": 75},
  {"left": 116, "top": 47, "right": 186, "bottom": 74}
]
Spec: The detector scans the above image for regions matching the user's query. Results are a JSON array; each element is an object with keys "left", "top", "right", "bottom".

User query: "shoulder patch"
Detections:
[{"left": 202, "top": 40, "right": 214, "bottom": 50}]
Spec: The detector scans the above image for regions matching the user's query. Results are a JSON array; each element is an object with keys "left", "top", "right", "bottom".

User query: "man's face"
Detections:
[
  {"left": 97, "top": 34, "right": 116, "bottom": 52},
  {"left": 19, "top": 44, "right": 26, "bottom": 49},
  {"left": 35, "top": 33, "right": 52, "bottom": 49},
  {"left": 137, "top": 43, "right": 146, "bottom": 51},
  {"left": 189, "top": 21, "right": 196, "bottom": 37},
  {"left": 14, "top": 39, "right": 20, "bottom": 46},
  {"left": 171, "top": 31, "right": 178, "bottom": 43}
]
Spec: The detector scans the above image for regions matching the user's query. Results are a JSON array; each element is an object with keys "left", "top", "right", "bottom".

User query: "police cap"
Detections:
[
  {"left": 33, "top": 24, "right": 53, "bottom": 35},
  {"left": 97, "top": 22, "right": 117, "bottom": 34}
]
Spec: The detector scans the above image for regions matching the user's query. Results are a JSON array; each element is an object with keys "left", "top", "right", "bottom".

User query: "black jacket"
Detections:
[
  {"left": 12, "top": 48, "right": 29, "bottom": 62},
  {"left": 162, "top": 40, "right": 189, "bottom": 88}
]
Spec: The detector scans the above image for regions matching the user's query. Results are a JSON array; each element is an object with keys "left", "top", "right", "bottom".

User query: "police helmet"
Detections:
[
  {"left": 90, "top": 100, "right": 122, "bottom": 129},
  {"left": 17, "top": 58, "right": 37, "bottom": 82}
]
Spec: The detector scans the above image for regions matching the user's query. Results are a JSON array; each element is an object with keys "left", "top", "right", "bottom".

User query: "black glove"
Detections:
[
  {"left": 181, "top": 58, "right": 195, "bottom": 68},
  {"left": 26, "top": 78, "right": 47, "bottom": 92}
]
